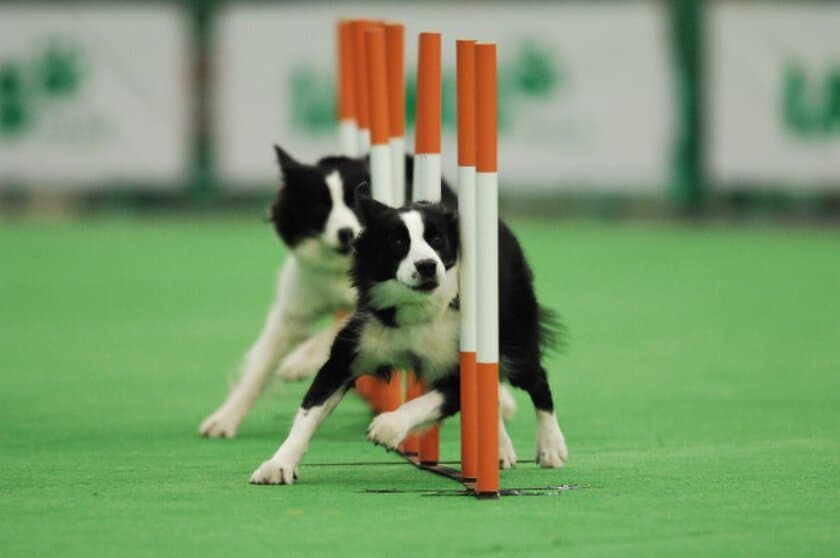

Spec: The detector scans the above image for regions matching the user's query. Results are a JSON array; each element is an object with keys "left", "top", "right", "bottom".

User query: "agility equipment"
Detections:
[
  {"left": 456, "top": 39, "right": 479, "bottom": 484},
  {"left": 385, "top": 23, "right": 406, "bottom": 207},
  {"left": 335, "top": 21, "right": 500, "bottom": 498}
]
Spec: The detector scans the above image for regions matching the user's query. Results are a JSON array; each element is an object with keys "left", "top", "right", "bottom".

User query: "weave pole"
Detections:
[
  {"left": 474, "top": 42, "right": 500, "bottom": 498},
  {"left": 351, "top": 20, "right": 374, "bottom": 155},
  {"left": 413, "top": 32, "right": 442, "bottom": 204},
  {"left": 337, "top": 21, "right": 358, "bottom": 157},
  {"left": 366, "top": 25, "right": 403, "bottom": 412},
  {"left": 385, "top": 23, "right": 406, "bottom": 207},
  {"left": 413, "top": 31, "right": 443, "bottom": 465},
  {"left": 456, "top": 39, "right": 479, "bottom": 484}
]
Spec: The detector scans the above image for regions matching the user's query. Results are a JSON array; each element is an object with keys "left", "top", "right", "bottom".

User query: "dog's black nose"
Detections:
[
  {"left": 338, "top": 227, "right": 355, "bottom": 246},
  {"left": 414, "top": 259, "right": 437, "bottom": 279}
]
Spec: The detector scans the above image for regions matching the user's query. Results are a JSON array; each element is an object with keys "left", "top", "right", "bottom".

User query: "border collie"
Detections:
[
  {"left": 199, "top": 146, "right": 458, "bottom": 438},
  {"left": 249, "top": 192, "right": 568, "bottom": 485}
]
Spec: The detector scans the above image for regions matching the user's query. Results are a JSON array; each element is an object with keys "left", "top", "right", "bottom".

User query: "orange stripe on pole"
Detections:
[
  {"left": 337, "top": 21, "right": 356, "bottom": 120},
  {"left": 419, "top": 425, "right": 440, "bottom": 465},
  {"left": 459, "top": 351, "right": 478, "bottom": 481},
  {"left": 476, "top": 362, "right": 499, "bottom": 496},
  {"left": 456, "top": 40, "right": 476, "bottom": 167},
  {"left": 418, "top": 379, "right": 439, "bottom": 465},
  {"left": 475, "top": 43, "right": 497, "bottom": 173},
  {"left": 379, "top": 372, "right": 402, "bottom": 412},
  {"left": 414, "top": 32, "right": 441, "bottom": 154},
  {"left": 365, "top": 27, "right": 390, "bottom": 145},
  {"left": 351, "top": 20, "right": 374, "bottom": 131},
  {"left": 401, "top": 372, "right": 423, "bottom": 455},
  {"left": 384, "top": 23, "right": 405, "bottom": 137}
]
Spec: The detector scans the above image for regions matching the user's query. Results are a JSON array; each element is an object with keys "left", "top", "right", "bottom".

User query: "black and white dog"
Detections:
[
  {"left": 199, "top": 147, "right": 368, "bottom": 438},
  {"left": 250, "top": 192, "right": 568, "bottom": 485},
  {"left": 200, "top": 146, "right": 462, "bottom": 438}
]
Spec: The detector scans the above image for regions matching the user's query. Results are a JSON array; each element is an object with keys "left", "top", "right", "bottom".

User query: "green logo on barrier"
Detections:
[
  {"left": 0, "top": 39, "right": 85, "bottom": 138},
  {"left": 782, "top": 62, "right": 840, "bottom": 138},
  {"left": 288, "top": 40, "right": 563, "bottom": 136}
]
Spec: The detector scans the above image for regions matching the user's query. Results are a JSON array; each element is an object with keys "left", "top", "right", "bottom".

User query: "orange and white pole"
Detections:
[
  {"left": 475, "top": 42, "right": 500, "bottom": 498},
  {"left": 365, "top": 25, "right": 403, "bottom": 412},
  {"left": 456, "top": 39, "right": 479, "bottom": 483},
  {"left": 337, "top": 21, "right": 358, "bottom": 157},
  {"left": 365, "top": 26, "right": 393, "bottom": 207},
  {"left": 351, "top": 20, "right": 373, "bottom": 155},
  {"left": 412, "top": 31, "right": 443, "bottom": 465},
  {"left": 385, "top": 23, "right": 406, "bottom": 207},
  {"left": 413, "top": 32, "right": 442, "bottom": 203}
]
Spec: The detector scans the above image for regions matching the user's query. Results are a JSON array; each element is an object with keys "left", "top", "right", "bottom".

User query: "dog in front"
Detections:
[{"left": 250, "top": 192, "right": 568, "bottom": 485}]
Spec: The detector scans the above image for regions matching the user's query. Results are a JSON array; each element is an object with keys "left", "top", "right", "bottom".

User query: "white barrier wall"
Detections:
[
  {"left": 215, "top": 2, "right": 673, "bottom": 194},
  {"left": 0, "top": 5, "right": 189, "bottom": 191},
  {"left": 709, "top": 3, "right": 840, "bottom": 189}
]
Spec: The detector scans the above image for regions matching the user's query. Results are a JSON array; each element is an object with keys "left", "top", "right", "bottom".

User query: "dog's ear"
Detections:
[
  {"left": 355, "top": 183, "right": 391, "bottom": 226},
  {"left": 443, "top": 206, "right": 460, "bottom": 248},
  {"left": 273, "top": 145, "right": 305, "bottom": 185}
]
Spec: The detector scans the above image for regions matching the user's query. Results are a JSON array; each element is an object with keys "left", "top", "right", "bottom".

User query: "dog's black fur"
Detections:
[
  {"left": 300, "top": 195, "right": 557, "bottom": 421},
  {"left": 269, "top": 146, "right": 456, "bottom": 249}
]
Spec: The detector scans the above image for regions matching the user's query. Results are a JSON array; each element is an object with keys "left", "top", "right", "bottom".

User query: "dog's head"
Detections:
[
  {"left": 269, "top": 145, "right": 368, "bottom": 269},
  {"left": 352, "top": 189, "right": 459, "bottom": 314}
]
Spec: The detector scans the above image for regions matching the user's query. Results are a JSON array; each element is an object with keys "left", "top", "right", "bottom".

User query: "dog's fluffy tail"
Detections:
[{"left": 538, "top": 306, "right": 566, "bottom": 355}]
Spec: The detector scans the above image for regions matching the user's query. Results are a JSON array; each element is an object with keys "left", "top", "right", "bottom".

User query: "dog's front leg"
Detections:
[
  {"left": 250, "top": 342, "right": 355, "bottom": 485},
  {"left": 367, "top": 373, "right": 460, "bottom": 449},
  {"left": 200, "top": 261, "right": 314, "bottom": 438}
]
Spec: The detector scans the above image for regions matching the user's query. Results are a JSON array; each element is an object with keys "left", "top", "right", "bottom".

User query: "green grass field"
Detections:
[{"left": 1, "top": 217, "right": 838, "bottom": 557}]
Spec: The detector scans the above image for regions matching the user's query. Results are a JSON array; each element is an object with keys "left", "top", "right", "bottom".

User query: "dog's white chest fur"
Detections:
[{"left": 356, "top": 307, "right": 459, "bottom": 382}]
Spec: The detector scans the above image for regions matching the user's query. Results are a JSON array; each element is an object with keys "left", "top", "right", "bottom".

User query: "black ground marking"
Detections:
[
  {"left": 306, "top": 459, "right": 537, "bottom": 467},
  {"left": 362, "top": 485, "right": 582, "bottom": 497}
]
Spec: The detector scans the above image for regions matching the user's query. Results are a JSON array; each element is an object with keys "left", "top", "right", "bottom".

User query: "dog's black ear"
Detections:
[
  {"left": 355, "top": 183, "right": 390, "bottom": 225},
  {"left": 443, "top": 206, "right": 460, "bottom": 247},
  {"left": 273, "top": 145, "right": 304, "bottom": 182}
]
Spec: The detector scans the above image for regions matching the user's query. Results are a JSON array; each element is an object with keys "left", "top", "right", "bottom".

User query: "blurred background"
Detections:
[{"left": 1, "top": 0, "right": 838, "bottom": 219}]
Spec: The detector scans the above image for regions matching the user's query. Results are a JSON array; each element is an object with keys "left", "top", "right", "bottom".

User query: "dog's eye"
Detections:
[
  {"left": 428, "top": 234, "right": 444, "bottom": 249},
  {"left": 391, "top": 236, "right": 406, "bottom": 250}
]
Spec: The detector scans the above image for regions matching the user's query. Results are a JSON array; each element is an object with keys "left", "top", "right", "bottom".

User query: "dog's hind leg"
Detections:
[
  {"left": 510, "top": 365, "right": 568, "bottom": 468},
  {"left": 200, "top": 261, "right": 315, "bottom": 438}
]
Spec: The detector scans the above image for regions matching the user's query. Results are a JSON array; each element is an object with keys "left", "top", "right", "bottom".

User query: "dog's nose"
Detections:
[
  {"left": 414, "top": 259, "right": 437, "bottom": 279},
  {"left": 337, "top": 227, "right": 355, "bottom": 246}
]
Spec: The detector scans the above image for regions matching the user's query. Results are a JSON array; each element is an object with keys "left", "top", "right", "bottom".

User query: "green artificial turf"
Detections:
[{"left": 1, "top": 216, "right": 838, "bottom": 557}]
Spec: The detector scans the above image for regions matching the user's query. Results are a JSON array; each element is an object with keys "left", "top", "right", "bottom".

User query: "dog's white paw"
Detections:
[
  {"left": 199, "top": 406, "right": 242, "bottom": 438},
  {"left": 367, "top": 411, "right": 410, "bottom": 450},
  {"left": 535, "top": 412, "right": 568, "bottom": 468},
  {"left": 275, "top": 344, "right": 326, "bottom": 382},
  {"left": 249, "top": 457, "right": 299, "bottom": 485},
  {"left": 499, "top": 384, "right": 518, "bottom": 421},
  {"left": 499, "top": 426, "right": 518, "bottom": 470}
]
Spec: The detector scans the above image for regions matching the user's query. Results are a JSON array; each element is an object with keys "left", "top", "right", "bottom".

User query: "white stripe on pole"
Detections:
[
  {"left": 413, "top": 153, "right": 441, "bottom": 203},
  {"left": 458, "top": 164, "right": 477, "bottom": 353},
  {"left": 357, "top": 129, "right": 371, "bottom": 156},
  {"left": 476, "top": 171, "right": 498, "bottom": 364},
  {"left": 390, "top": 136, "right": 405, "bottom": 207},
  {"left": 370, "top": 143, "right": 393, "bottom": 207},
  {"left": 340, "top": 119, "right": 360, "bottom": 157}
]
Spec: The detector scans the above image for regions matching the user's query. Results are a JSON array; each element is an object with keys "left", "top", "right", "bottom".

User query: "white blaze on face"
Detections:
[
  {"left": 396, "top": 210, "right": 444, "bottom": 288},
  {"left": 321, "top": 171, "right": 361, "bottom": 249}
]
